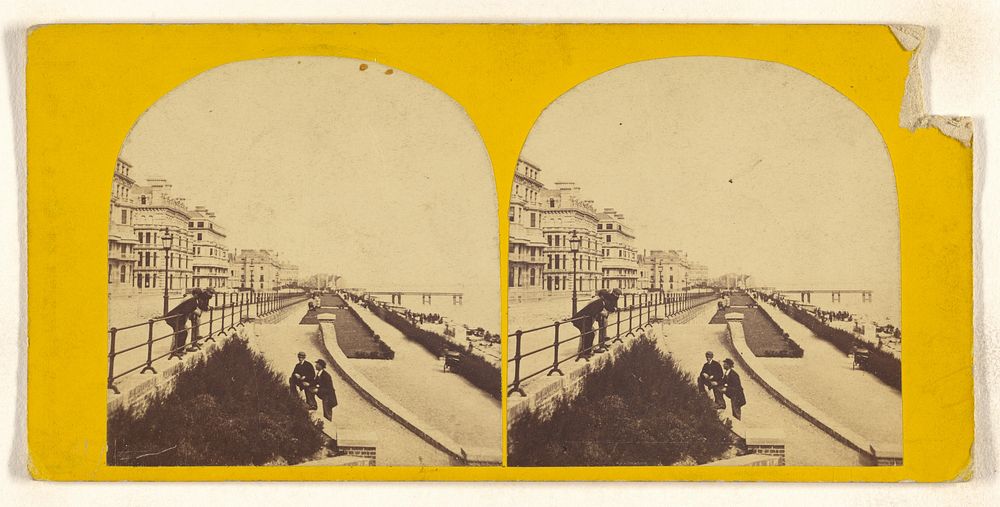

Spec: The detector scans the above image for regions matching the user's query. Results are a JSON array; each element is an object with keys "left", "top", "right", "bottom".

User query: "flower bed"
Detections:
[
  {"left": 709, "top": 303, "right": 803, "bottom": 358},
  {"left": 107, "top": 337, "right": 328, "bottom": 466},
  {"left": 507, "top": 336, "right": 736, "bottom": 466}
]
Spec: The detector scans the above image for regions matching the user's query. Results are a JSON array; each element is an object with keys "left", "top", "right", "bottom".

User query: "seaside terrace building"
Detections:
[
  {"left": 132, "top": 178, "right": 194, "bottom": 295},
  {"left": 598, "top": 208, "right": 639, "bottom": 291},
  {"left": 188, "top": 206, "right": 231, "bottom": 290},
  {"left": 508, "top": 159, "right": 547, "bottom": 302},
  {"left": 278, "top": 262, "right": 300, "bottom": 288},
  {"left": 107, "top": 158, "right": 139, "bottom": 297},
  {"left": 541, "top": 182, "right": 602, "bottom": 296},
  {"left": 640, "top": 249, "right": 693, "bottom": 291},
  {"left": 232, "top": 249, "right": 284, "bottom": 291}
]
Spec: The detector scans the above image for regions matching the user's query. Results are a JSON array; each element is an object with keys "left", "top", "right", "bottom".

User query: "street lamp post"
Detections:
[
  {"left": 161, "top": 227, "right": 174, "bottom": 315},
  {"left": 569, "top": 230, "right": 582, "bottom": 315}
]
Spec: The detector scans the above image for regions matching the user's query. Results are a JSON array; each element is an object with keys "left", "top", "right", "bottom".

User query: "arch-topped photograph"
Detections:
[
  {"left": 506, "top": 57, "right": 902, "bottom": 467},
  {"left": 105, "top": 57, "right": 501, "bottom": 467}
]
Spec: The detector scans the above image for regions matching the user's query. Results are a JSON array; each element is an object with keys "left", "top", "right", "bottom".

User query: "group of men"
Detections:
[
  {"left": 570, "top": 288, "right": 622, "bottom": 360},
  {"left": 698, "top": 351, "right": 746, "bottom": 420},
  {"left": 289, "top": 351, "right": 338, "bottom": 421}
]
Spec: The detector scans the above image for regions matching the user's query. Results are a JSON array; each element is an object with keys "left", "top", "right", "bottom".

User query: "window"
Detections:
[
  {"left": 260, "top": 275, "right": 264, "bottom": 282},
  {"left": 121, "top": 209, "right": 128, "bottom": 224},
  {"left": 529, "top": 268, "right": 536, "bottom": 286},
  {"left": 197, "top": 233, "right": 203, "bottom": 241},
  {"left": 530, "top": 213, "right": 536, "bottom": 227},
  {"left": 198, "top": 221, "right": 204, "bottom": 228}
]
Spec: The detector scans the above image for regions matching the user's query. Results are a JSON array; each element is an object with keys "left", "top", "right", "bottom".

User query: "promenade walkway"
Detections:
[
  {"left": 248, "top": 302, "right": 453, "bottom": 466},
  {"left": 657, "top": 313, "right": 862, "bottom": 465},
  {"left": 757, "top": 299, "right": 903, "bottom": 447},
  {"left": 347, "top": 301, "right": 501, "bottom": 454}
]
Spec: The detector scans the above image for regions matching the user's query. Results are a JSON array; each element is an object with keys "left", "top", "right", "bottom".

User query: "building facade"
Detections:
[
  {"left": 598, "top": 208, "right": 639, "bottom": 291},
  {"left": 188, "top": 206, "right": 230, "bottom": 290},
  {"left": 508, "top": 159, "right": 548, "bottom": 302},
  {"left": 232, "top": 249, "right": 284, "bottom": 291},
  {"left": 541, "top": 182, "right": 602, "bottom": 296},
  {"left": 108, "top": 158, "right": 139, "bottom": 296},
  {"left": 132, "top": 178, "right": 194, "bottom": 294},
  {"left": 278, "top": 263, "right": 300, "bottom": 288}
]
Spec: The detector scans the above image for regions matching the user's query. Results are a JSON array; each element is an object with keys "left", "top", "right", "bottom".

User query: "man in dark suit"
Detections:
[
  {"left": 312, "top": 359, "right": 337, "bottom": 421},
  {"left": 164, "top": 288, "right": 213, "bottom": 356},
  {"left": 698, "top": 351, "right": 726, "bottom": 409},
  {"left": 572, "top": 290, "right": 619, "bottom": 360},
  {"left": 595, "top": 289, "right": 622, "bottom": 352},
  {"left": 289, "top": 351, "right": 317, "bottom": 409},
  {"left": 721, "top": 358, "right": 747, "bottom": 420}
]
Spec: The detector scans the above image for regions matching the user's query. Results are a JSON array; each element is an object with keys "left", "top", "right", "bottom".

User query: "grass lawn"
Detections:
[
  {"left": 300, "top": 294, "right": 394, "bottom": 359},
  {"left": 710, "top": 294, "right": 803, "bottom": 358}
]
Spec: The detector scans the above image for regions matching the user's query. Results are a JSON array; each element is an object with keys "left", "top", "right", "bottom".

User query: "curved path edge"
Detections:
[
  {"left": 722, "top": 313, "right": 884, "bottom": 463},
  {"left": 316, "top": 319, "right": 498, "bottom": 466}
]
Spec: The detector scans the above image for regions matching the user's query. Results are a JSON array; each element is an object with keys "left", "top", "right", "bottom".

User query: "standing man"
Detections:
[
  {"left": 721, "top": 358, "right": 746, "bottom": 420},
  {"left": 290, "top": 351, "right": 317, "bottom": 410},
  {"left": 312, "top": 359, "right": 338, "bottom": 421},
  {"left": 698, "top": 351, "right": 726, "bottom": 409}
]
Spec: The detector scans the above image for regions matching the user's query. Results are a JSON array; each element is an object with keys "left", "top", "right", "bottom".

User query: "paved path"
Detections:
[
  {"left": 757, "top": 299, "right": 903, "bottom": 447},
  {"left": 349, "top": 302, "right": 501, "bottom": 453},
  {"left": 657, "top": 313, "right": 862, "bottom": 466},
  {"left": 248, "top": 302, "right": 452, "bottom": 466}
]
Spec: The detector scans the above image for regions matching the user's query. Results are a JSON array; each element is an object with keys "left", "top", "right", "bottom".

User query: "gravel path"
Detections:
[
  {"left": 349, "top": 302, "right": 502, "bottom": 453},
  {"left": 757, "top": 300, "right": 903, "bottom": 446},
  {"left": 249, "top": 303, "right": 453, "bottom": 466}
]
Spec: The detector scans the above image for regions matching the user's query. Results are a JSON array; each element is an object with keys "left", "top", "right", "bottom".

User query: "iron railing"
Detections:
[
  {"left": 107, "top": 291, "right": 309, "bottom": 394},
  {"left": 506, "top": 289, "right": 718, "bottom": 397}
]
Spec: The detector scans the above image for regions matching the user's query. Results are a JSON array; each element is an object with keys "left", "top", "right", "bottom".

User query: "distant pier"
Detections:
[
  {"left": 343, "top": 288, "right": 464, "bottom": 305},
  {"left": 766, "top": 289, "right": 873, "bottom": 304}
]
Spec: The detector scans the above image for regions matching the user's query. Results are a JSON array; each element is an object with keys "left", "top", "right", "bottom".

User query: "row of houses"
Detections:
[
  {"left": 107, "top": 158, "right": 300, "bottom": 298},
  {"left": 508, "top": 159, "right": 711, "bottom": 302}
]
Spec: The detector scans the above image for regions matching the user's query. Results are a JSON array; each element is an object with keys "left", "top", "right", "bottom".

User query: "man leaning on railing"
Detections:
[
  {"left": 164, "top": 287, "right": 214, "bottom": 356},
  {"left": 572, "top": 289, "right": 621, "bottom": 360}
]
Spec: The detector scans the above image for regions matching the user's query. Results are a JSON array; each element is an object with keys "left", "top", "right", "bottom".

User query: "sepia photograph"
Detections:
[
  {"left": 506, "top": 56, "right": 903, "bottom": 467},
  {"left": 105, "top": 57, "right": 502, "bottom": 467}
]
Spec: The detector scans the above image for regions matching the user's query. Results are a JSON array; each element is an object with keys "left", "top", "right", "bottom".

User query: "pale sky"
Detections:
[
  {"left": 522, "top": 57, "right": 900, "bottom": 298},
  {"left": 119, "top": 57, "right": 499, "bottom": 296}
]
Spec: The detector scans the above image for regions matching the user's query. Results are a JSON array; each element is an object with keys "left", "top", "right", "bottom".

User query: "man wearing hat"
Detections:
[
  {"left": 289, "top": 351, "right": 317, "bottom": 410},
  {"left": 721, "top": 358, "right": 747, "bottom": 420},
  {"left": 312, "top": 359, "right": 337, "bottom": 421},
  {"left": 164, "top": 287, "right": 214, "bottom": 356},
  {"left": 572, "top": 289, "right": 622, "bottom": 360},
  {"left": 594, "top": 288, "right": 622, "bottom": 352},
  {"left": 698, "top": 351, "right": 726, "bottom": 409}
]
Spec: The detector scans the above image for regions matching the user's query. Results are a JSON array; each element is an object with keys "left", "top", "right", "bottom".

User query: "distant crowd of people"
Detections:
[{"left": 402, "top": 309, "right": 444, "bottom": 325}]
